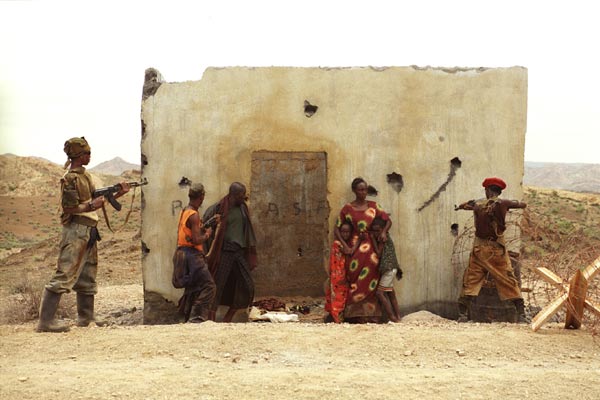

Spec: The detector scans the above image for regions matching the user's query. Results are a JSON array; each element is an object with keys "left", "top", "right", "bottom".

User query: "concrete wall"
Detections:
[{"left": 140, "top": 66, "right": 527, "bottom": 323}]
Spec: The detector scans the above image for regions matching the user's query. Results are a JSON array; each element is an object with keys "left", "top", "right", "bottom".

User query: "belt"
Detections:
[
  {"left": 177, "top": 246, "right": 205, "bottom": 256},
  {"left": 474, "top": 236, "right": 506, "bottom": 251},
  {"left": 71, "top": 215, "right": 98, "bottom": 227}
]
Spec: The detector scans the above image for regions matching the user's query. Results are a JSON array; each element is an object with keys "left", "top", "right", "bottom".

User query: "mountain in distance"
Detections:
[
  {"left": 90, "top": 157, "right": 140, "bottom": 176},
  {"left": 524, "top": 161, "right": 600, "bottom": 193},
  {"left": 0, "top": 154, "right": 139, "bottom": 197}
]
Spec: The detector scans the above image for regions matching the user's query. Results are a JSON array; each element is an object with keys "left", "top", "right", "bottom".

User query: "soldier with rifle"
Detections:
[{"left": 37, "top": 137, "right": 142, "bottom": 332}]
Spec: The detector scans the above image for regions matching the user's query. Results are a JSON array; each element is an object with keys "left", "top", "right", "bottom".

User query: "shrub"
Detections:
[{"left": 1, "top": 275, "right": 76, "bottom": 323}]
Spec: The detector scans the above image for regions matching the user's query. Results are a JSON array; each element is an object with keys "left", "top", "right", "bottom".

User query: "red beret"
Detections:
[{"left": 482, "top": 177, "right": 506, "bottom": 190}]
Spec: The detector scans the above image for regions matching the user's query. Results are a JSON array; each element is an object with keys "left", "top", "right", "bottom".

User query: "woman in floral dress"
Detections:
[{"left": 333, "top": 177, "right": 391, "bottom": 323}]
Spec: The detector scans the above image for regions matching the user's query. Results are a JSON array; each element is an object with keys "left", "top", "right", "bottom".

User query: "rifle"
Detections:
[
  {"left": 202, "top": 214, "right": 219, "bottom": 229},
  {"left": 93, "top": 178, "right": 148, "bottom": 211},
  {"left": 183, "top": 214, "right": 220, "bottom": 245}
]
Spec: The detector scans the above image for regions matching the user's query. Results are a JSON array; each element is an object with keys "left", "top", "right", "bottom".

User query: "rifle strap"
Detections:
[{"left": 101, "top": 186, "right": 139, "bottom": 233}]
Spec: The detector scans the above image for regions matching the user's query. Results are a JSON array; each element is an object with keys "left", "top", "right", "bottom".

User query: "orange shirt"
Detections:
[{"left": 177, "top": 209, "right": 203, "bottom": 252}]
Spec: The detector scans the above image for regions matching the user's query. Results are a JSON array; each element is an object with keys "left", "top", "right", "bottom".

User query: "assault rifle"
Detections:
[
  {"left": 203, "top": 214, "right": 220, "bottom": 229},
  {"left": 183, "top": 214, "right": 220, "bottom": 245},
  {"left": 93, "top": 178, "right": 148, "bottom": 211}
]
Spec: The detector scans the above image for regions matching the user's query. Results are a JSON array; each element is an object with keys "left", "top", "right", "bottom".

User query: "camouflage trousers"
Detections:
[{"left": 45, "top": 222, "right": 99, "bottom": 295}]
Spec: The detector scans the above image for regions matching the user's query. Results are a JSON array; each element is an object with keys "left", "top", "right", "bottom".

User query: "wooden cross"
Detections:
[{"left": 531, "top": 255, "right": 600, "bottom": 332}]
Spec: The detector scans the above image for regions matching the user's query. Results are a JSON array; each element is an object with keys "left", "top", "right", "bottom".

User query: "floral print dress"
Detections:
[
  {"left": 324, "top": 239, "right": 350, "bottom": 323},
  {"left": 336, "top": 201, "right": 389, "bottom": 319}
]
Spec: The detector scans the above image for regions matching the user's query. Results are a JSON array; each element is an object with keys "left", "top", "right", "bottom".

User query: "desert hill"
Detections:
[
  {"left": 0, "top": 154, "right": 142, "bottom": 254},
  {"left": 0, "top": 154, "right": 66, "bottom": 197},
  {"left": 525, "top": 161, "right": 600, "bottom": 193},
  {"left": 0, "top": 154, "right": 139, "bottom": 197},
  {"left": 90, "top": 156, "right": 140, "bottom": 176}
]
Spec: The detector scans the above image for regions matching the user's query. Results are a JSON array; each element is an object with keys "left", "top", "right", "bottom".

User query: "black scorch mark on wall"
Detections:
[{"left": 417, "top": 157, "right": 462, "bottom": 212}]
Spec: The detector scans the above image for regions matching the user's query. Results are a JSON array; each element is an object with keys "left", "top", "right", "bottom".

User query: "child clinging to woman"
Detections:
[
  {"left": 324, "top": 221, "right": 357, "bottom": 323},
  {"left": 370, "top": 217, "right": 403, "bottom": 322}
]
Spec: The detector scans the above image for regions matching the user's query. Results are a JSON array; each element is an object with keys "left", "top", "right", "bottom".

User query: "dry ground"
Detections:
[
  {"left": 1, "top": 161, "right": 599, "bottom": 399},
  {"left": 1, "top": 305, "right": 599, "bottom": 400}
]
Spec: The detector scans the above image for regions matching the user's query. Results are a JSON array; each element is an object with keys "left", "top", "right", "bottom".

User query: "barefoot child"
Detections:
[
  {"left": 371, "top": 217, "right": 403, "bottom": 322},
  {"left": 324, "top": 222, "right": 356, "bottom": 323}
]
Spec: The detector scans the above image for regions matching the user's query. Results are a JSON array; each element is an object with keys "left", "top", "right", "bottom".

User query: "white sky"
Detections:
[{"left": 1, "top": 0, "right": 599, "bottom": 166}]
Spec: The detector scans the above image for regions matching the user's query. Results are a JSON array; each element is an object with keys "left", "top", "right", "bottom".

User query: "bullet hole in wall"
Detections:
[
  {"left": 450, "top": 157, "right": 462, "bottom": 168},
  {"left": 297, "top": 246, "right": 303, "bottom": 257},
  {"left": 451, "top": 223, "right": 459, "bottom": 236},
  {"left": 142, "top": 241, "right": 150, "bottom": 254},
  {"left": 304, "top": 100, "right": 318, "bottom": 117},
  {"left": 179, "top": 177, "right": 192, "bottom": 187},
  {"left": 387, "top": 172, "right": 404, "bottom": 193},
  {"left": 141, "top": 154, "right": 148, "bottom": 166}
]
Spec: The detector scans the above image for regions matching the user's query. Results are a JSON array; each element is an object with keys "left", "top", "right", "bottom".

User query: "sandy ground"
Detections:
[{"left": 1, "top": 284, "right": 599, "bottom": 400}]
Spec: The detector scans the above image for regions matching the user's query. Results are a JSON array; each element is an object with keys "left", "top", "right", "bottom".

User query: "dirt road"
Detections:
[{"left": 1, "top": 292, "right": 599, "bottom": 400}]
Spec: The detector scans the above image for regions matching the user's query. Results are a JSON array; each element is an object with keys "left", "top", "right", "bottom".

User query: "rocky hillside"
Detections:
[
  {"left": 0, "top": 154, "right": 138, "bottom": 197},
  {"left": 90, "top": 156, "right": 140, "bottom": 176},
  {"left": 524, "top": 162, "right": 600, "bottom": 193},
  {"left": 0, "top": 155, "right": 66, "bottom": 197}
]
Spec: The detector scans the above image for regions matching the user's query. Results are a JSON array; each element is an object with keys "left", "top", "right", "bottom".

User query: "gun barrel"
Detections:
[
  {"left": 203, "top": 214, "right": 218, "bottom": 228},
  {"left": 128, "top": 178, "right": 148, "bottom": 188}
]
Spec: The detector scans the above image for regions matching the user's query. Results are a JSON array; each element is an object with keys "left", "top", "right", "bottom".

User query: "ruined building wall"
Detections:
[{"left": 140, "top": 66, "right": 527, "bottom": 323}]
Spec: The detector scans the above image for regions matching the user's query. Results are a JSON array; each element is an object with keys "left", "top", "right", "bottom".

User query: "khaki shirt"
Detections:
[{"left": 60, "top": 167, "right": 98, "bottom": 224}]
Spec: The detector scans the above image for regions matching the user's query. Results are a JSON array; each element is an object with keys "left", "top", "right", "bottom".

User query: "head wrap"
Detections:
[
  {"left": 63, "top": 137, "right": 91, "bottom": 168},
  {"left": 482, "top": 177, "right": 507, "bottom": 190},
  {"left": 189, "top": 183, "right": 206, "bottom": 198}
]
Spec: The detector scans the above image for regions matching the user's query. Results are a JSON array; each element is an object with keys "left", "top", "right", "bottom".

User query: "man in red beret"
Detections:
[{"left": 455, "top": 177, "right": 529, "bottom": 323}]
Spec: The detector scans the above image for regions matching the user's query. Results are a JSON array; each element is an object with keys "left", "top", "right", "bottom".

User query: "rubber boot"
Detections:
[
  {"left": 77, "top": 293, "right": 108, "bottom": 327},
  {"left": 513, "top": 298, "right": 530, "bottom": 324},
  {"left": 457, "top": 296, "right": 473, "bottom": 323},
  {"left": 37, "top": 289, "right": 70, "bottom": 333}
]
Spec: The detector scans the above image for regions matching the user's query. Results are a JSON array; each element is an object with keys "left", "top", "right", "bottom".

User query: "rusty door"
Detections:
[{"left": 250, "top": 151, "right": 329, "bottom": 296}]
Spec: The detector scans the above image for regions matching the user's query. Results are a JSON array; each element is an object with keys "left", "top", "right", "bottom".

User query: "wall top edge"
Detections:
[{"left": 144, "top": 65, "right": 528, "bottom": 85}]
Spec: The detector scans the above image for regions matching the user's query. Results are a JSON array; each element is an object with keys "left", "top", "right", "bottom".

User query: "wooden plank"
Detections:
[
  {"left": 584, "top": 299, "right": 600, "bottom": 318},
  {"left": 532, "top": 255, "right": 599, "bottom": 332},
  {"left": 534, "top": 267, "right": 564, "bottom": 287},
  {"left": 581, "top": 256, "right": 600, "bottom": 281},
  {"left": 531, "top": 292, "right": 568, "bottom": 332},
  {"left": 565, "top": 270, "right": 588, "bottom": 329}
]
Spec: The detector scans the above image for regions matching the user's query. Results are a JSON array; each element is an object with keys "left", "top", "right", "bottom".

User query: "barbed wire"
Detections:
[{"left": 450, "top": 207, "right": 598, "bottom": 335}]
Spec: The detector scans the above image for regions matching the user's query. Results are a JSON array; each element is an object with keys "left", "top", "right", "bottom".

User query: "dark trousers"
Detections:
[{"left": 176, "top": 247, "right": 216, "bottom": 321}]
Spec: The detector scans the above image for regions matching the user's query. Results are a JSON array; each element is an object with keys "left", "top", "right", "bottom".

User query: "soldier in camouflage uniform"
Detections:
[{"left": 37, "top": 137, "right": 130, "bottom": 333}]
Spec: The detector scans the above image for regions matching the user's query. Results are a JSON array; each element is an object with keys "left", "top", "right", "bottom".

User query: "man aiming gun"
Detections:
[
  {"left": 37, "top": 137, "right": 131, "bottom": 332},
  {"left": 455, "top": 177, "right": 528, "bottom": 324}
]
